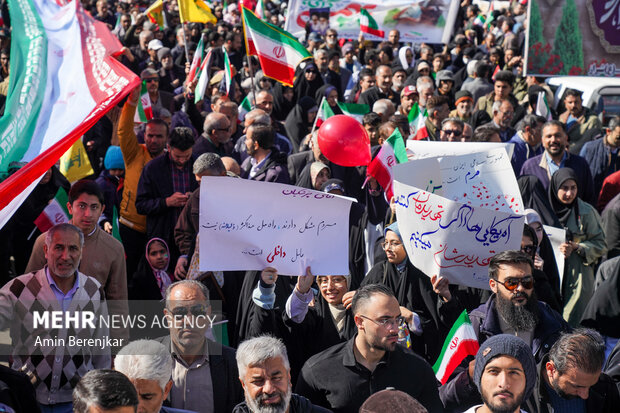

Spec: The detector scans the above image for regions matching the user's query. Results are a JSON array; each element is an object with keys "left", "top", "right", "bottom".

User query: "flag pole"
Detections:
[
  {"left": 183, "top": 22, "right": 191, "bottom": 71},
  {"left": 241, "top": 5, "right": 257, "bottom": 107}
]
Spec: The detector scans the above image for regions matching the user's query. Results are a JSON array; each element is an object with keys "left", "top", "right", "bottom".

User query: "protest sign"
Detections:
[
  {"left": 406, "top": 141, "right": 514, "bottom": 160},
  {"left": 393, "top": 180, "right": 524, "bottom": 290},
  {"left": 394, "top": 148, "right": 524, "bottom": 214},
  {"left": 526, "top": 0, "right": 620, "bottom": 76},
  {"left": 284, "top": 0, "right": 459, "bottom": 43},
  {"left": 199, "top": 177, "right": 353, "bottom": 275},
  {"left": 543, "top": 225, "right": 566, "bottom": 287}
]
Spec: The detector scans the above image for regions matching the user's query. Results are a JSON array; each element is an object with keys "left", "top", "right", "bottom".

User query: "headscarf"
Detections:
[
  {"left": 398, "top": 46, "right": 415, "bottom": 70},
  {"left": 145, "top": 238, "right": 172, "bottom": 298},
  {"left": 284, "top": 96, "right": 318, "bottom": 152},
  {"left": 310, "top": 161, "right": 330, "bottom": 189},
  {"left": 518, "top": 175, "right": 561, "bottom": 228},
  {"left": 315, "top": 84, "right": 342, "bottom": 114},
  {"left": 272, "top": 82, "right": 295, "bottom": 122},
  {"left": 385, "top": 221, "right": 402, "bottom": 241},
  {"left": 293, "top": 61, "right": 324, "bottom": 103},
  {"left": 549, "top": 168, "right": 579, "bottom": 227}
]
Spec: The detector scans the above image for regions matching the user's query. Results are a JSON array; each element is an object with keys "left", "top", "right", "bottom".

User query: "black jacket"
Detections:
[
  {"left": 233, "top": 393, "right": 332, "bottom": 413},
  {"left": 157, "top": 336, "right": 243, "bottom": 413},
  {"left": 295, "top": 336, "right": 444, "bottom": 413},
  {"left": 439, "top": 294, "right": 570, "bottom": 412},
  {"left": 357, "top": 86, "right": 399, "bottom": 109}
]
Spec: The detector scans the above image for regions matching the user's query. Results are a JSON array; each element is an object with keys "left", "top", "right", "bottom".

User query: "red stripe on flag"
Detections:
[
  {"left": 367, "top": 161, "right": 394, "bottom": 200},
  {"left": 254, "top": 54, "right": 297, "bottom": 86},
  {"left": 438, "top": 339, "right": 480, "bottom": 384},
  {"left": 360, "top": 25, "right": 385, "bottom": 38},
  {"left": 33, "top": 214, "right": 54, "bottom": 233}
]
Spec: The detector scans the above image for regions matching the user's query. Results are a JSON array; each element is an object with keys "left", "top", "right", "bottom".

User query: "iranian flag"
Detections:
[
  {"left": 408, "top": 103, "right": 429, "bottom": 140},
  {"left": 317, "top": 98, "right": 368, "bottom": 127},
  {"left": 0, "top": 0, "right": 139, "bottom": 229},
  {"left": 473, "top": 13, "right": 486, "bottom": 26},
  {"left": 242, "top": 6, "right": 312, "bottom": 86},
  {"left": 187, "top": 34, "right": 205, "bottom": 84},
  {"left": 134, "top": 80, "right": 153, "bottom": 123},
  {"left": 433, "top": 310, "right": 480, "bottom": 385},
  {"left": 223, "top": 47, "right": 232, "bottom": 96},
  {"left": 359, "top": 8, "right": 384, "bottom": 39},
  {"left": 194, "top": 49, "right": 213, "bottom": 104},
  {"left": 34, "top": 188, "right": 69, "bottom": 232},
  {"left": 485, "top": 1, "right": 495, "bottom": 30},
  {"left": 238, "top": 95, "right": 253, "bottom": 121},
  {"left": 367, "top": 128, "right": 408, "bottom": 200},
  {"left": 535, "top": 91, "right": 552, "bottom": 120},
  {"left": 255, "top": 0, "right": 265, "bottom": 19}
]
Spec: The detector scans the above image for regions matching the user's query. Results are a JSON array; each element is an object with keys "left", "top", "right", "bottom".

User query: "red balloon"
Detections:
[{"left": 317, "top": 115, "right": 371, "bottom": 167}]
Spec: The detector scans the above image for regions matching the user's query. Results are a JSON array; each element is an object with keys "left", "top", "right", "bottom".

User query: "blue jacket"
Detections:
[
  {"left": 439, "top": 294, "right": 570, "bottom": 412},
  {"left": 580, "top": 136, "right": 620, "bottom": 198},
  {"left": 509, "top": 132, "right": 543, "bottom": 176}
]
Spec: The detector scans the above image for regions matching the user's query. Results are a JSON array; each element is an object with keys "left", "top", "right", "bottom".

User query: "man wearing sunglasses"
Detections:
[
  {"left": 440, "top": 251, "right": 570, "bottom": 412},
  {"left": 158, "top": 280, "right": 242, "bottom": 413},
  {"left": 295, "top": 284, "right": 443, "bottom": 412},
  {"left": 439, "top": 118, "right": 466, "bottom": 142}
]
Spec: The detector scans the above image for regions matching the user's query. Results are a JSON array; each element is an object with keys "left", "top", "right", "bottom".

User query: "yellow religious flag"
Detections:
[
  {"left": 59, "top": 139, "right": 94, "bottom": 182},
  {"left": 178, "top": 0, "right": 217, "bottom": 24},
  {"left": 145, "top": 0, "right": 165, "bottom": 30}
]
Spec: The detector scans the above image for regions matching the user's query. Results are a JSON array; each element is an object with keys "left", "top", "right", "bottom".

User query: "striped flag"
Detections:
[
  {"left": 0, "top": 0, "right": 139, "bottom": 229},
  {"left": 359, "top": 8, "right": 385, "bottom": 39},
  {"left": 34, "top": 188, "right": 70, "bottom": 232},
  {"left": 317, "top": 99, "right": 369, "bottom": 126},
  {"left": 535, "top": 91, "right": 552, "bottom": 120},
  {"left": 145, "top": 0, "right": 165, "bottom": 30},
  {"left": 194, "top": 49, "right": 213, "bottom": 103},
  {"left": 255, "top": 0, "right": 265, "bottom": 19},
  {"left": 485, "top": 1, "right": 495, "bottom": 29},
  {"left": 473, "top": 13, "right": 486, "bottom": 26},
  {"left": 433, "top": 311, "right": 479, "bottom": 384},
  {"left": 134, "top": 80, "right": 153, "bottom": 123},
  {"left": 187, "top": 35, "right": 205, "bottom": 84},
  {"left": 367, "top": 128, "right": 408, "bottom": 200},
  {"left": 238, "top": 95, "right": 253, "bottom": 121},
  {"left": 178, "top": 0, "right": 216, "bottom": 24},
  {"left": 223, "top": 47, "right": 232, "bottom": 96},
  {"left": 408, "top": 103, "right": 429, "bottom": 140},
  {"left": 242, "top": 6, "right": 312, "bottom": 86}
]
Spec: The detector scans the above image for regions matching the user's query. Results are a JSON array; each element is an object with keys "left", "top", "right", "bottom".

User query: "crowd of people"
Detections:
[{"left": 0, "top": 0, "right": 620, "bottom": 412}]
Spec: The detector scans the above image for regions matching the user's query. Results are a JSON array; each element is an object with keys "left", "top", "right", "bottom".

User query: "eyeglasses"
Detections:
[
  {"left": 360, "top": 315, "right": 405, "bottom": 329},
  {"left": 521, "top": 245, "right": 536, "bottom": 255},
  {"left": 381, "top": 241, "right": 403, "bottom": 250},
  {"left": 145, "top": 78, "right": 159, "bottom": 83},
  {"left": 168, "top": 304, "right": 207, "bottom": 317},
  {"left": 494, "top": 276, "right": 534, "bottom": 291},
  {"left": 442, "top": 129, "right": 462, "bottom": 137}
]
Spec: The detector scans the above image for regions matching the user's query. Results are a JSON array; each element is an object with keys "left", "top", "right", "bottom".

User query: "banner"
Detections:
[
  {"left": 284, "top": 0, "right": 459, "bottom": 43},
  {"left": 393, "top": 180, "right": 524, "bottom": 290},
  {"left": 405, "top": 140, "right": 515, "bottom": 160},
  {"left": 393, "top": 148, "right": 524, "bottom": 214},
  {"left": 199, "top": 178, "right": 353, "bottom": 275},
  {"left": 526, "top": 0, "right": 620, "bottom": 76},
  {"left": 0, "top": 0, "right": 139, "bottom": 229}
]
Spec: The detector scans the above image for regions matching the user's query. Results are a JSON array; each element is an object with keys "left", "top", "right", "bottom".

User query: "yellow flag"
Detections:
[
  {"left": 59, "top": 139, "right": 94, "bottom": 183},
  {"left": 178, "top": 0, "right": 217, "bottom": 24},
  {"left": 145, "top": 0, "right": 165, "bottom": 30}
]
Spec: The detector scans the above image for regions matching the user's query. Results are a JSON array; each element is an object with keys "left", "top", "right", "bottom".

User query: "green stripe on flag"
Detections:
[
  {"left": 243, "top": 9, "right": 311, "bottom": 58},
  {"left": 432, "top": 310, "right": 471, "bottom": 373},
  {"left": 386, "top": 129, "right": 408, "bottom": 163}
]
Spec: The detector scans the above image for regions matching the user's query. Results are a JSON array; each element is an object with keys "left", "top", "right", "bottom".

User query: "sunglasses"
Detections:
[
  {"left": 169, "top": 304, "right": 207, "bottom": 317},
  {"left": 145, "top": 78, "right": 159, "bottom": 83},
  {"left": 494, "top": 276, "right": 534, "bottom": 291},
  {"left": 442, "top": 129, "right": 462, "bottom": 136}
]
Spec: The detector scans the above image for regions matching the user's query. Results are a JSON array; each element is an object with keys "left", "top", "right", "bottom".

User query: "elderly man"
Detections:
[
  {"left": 398, "top": 85, "right": 418, "bottom": 117},
  {"left": 193, "top": 112, "right": 233, "bottom": 157},
  {"left": 358, "top": 65, "right": 398, "bottom": 108},
  {"left": 520, "top": 120, "right": 595, "bottom": 204},
  {"left": 439, "top": 118, "right": 466, "bottom": 142},
  {"left": 73, "top": 370, "right": 138, "bottom": 413},
  {"left": 464, "top": 335, "right": 537, "bottom": 413},
  {"left": 3, "top": 223, "right": 110, "bottom": 412},
  {"left": 295, "top": 284, "right": 443, "bottom": 412},
  {"left": 527, "top": 329, "right": 619, "bottom": 412},
  {"left": 234, "top": 109, "right": 292, "bottom": 163},
  {"left": 559, "top": 89, "right": 602, "bottom": 154},
  {"left": 450, "top": 90, "right": 474, "bottom": 124},
  {"left": 372, "top": 99, "right": 395, "bottom": 122},
  {"left": 159, "top": 280, "right": 242, "bottom": 412},
  {"left": 483, "top": 100, "right": 517, "bottom": 142},
  {"left": 116, "top": 340, "right": 195, "bottom": 413},
  {"left": 234, "top": 336, "right": 330, "bottom": 413},
  {"left": 439, "top": 250, "right": 570, "bottom": 411}
]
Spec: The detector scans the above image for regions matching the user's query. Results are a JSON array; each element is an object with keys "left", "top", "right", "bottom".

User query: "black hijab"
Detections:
[
  {"left": 284, "top": 96, "right": 317, "bottom": 152},
  {"left": 293, "top": 61, "right": 324, "bottom": 103},
  {"left": 315, "top": 84, "right": 343, "bottom": 115},
  {"left": 272, "top": 82, "right": 295, "bottom": 122},
  {"left": 549, "top": 168, "right": 580, "bottom": 227},
  {"left": 518, "top": 175, "right": 561, "bottom": 228}
]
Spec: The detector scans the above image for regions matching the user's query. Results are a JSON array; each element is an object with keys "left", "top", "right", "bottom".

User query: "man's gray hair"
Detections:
[
  {"left": 165, "top": 280, "right": 210, "bottom": 308},
  {"left": 416, "top": 76, "right": 434, "bottom": 91},
  {"left": 372, "top": 99, "right": 395, "bottom": 116},
  {"left": 441, "top": 117, "right": 465, "bottom": 130},
  {"left": 518, "top": 114, "right": 545, "bottom": 132},
  {"left": 115, "top": 340, "right": 173, "bottom": 392},
  {"left": 314, "top": 48, "right": 327, "bottom": 58},
  {"left": 203, "top": 112, "right": 228, "bottom": 135},
  {"left": 193, "top": 153, "right": 225, "bottom": 176},
  {"left": 46, "top": 223, "right": 84, "bottom": 248},
  {"left": 236, "top": 335, "right": 290, "bottom": 379},
  {"left": 245, "top": 109, "right": 271, "bottom": 127},
  {"left": 492, "top": 99, "right": 505, "bottom": 114}
]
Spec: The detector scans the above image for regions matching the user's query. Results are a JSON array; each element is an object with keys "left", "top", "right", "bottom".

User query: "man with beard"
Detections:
[
  {"left": 439, "top": 251, "right": 570, "bottom": 412},
  {"left": 295, "top": 284, "right": 443, "bottom": 412},
  {"left": 234, "top": 336, "right": 330, "bottom": 413},
  {"left": 526, "top": 329, "right": 619, "bottom": 412},
  {"left": 464, "top": 334, "right": 537, "bottom": 413}
]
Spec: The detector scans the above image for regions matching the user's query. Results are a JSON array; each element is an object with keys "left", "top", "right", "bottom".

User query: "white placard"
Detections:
[
  {"left": 406, "top": 141, "right": 515, "bottom": 160},
  {"left": 542, "top": 225, "right": 566, "bottom": 288},
  {"left": 198, "top": 177, "right": 353, "bottom": 275},
  {"left": 394, "top": 148, "right": 523, "bottom": 214},
  {"left": 394, "top": 180, "right": 525, "bottom": 290}
]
